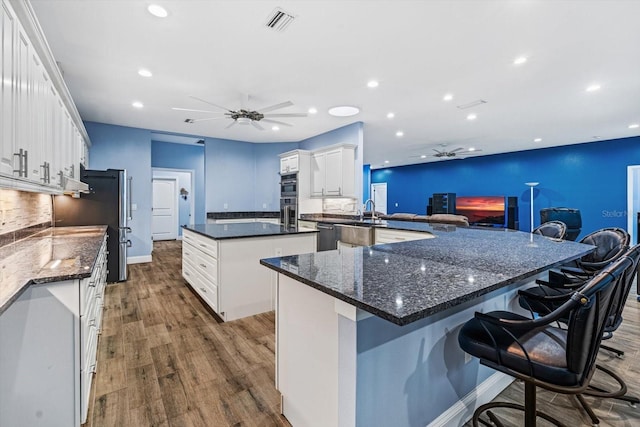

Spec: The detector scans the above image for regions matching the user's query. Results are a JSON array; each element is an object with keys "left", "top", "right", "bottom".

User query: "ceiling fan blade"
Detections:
[
  {"left": 451, "top": 147, "right": 465, "bottom": 153},
  {"left": 172, "top": 107, "right": 220, "bottom": 114},
  {"left": 190, "top": 116, "right": 228, "bottom": 122},
  {"left": 262, "top": 113, "right": 307, "bottom": 118},
  {"left": 261, "top": 119, "right": 293, "bottom": 127},
  {"left": 189, "top": 96, "right": 233, "bottom": 112},
  {"left": 251, "top": 121, "right": 264, "bottom": 131},
  {"left": 258, "top": 101, "right": 293, "bottom": 113},
  {"left": 225, "top": 121, "right": 237, "bottom": 129}
]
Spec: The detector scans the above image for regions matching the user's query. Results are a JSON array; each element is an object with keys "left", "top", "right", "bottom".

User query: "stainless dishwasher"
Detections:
[{"left": 317, "top": 223, "right": 338, "bottom": 251}]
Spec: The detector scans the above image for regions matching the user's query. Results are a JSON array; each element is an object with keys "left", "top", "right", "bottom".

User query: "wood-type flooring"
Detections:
[{"left": 87, "top": 240, "right": 640, "bottom": 427}]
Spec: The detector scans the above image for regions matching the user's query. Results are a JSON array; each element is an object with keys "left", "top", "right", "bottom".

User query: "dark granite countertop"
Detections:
[
  {"left": 207, "top": 211, "right": 279, "bottom": 219},
  {"left": 184, "top": 223, "right": 318, "bottom": 240},
  {"left": 260, "top": 227, "right": 595, "bottom": 326},
  {"left": 0, "top": 226, "right": 108, "bottom": 315}
]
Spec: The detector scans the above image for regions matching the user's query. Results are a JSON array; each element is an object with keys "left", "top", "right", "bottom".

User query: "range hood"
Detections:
[{"left": 62, "top": 176, "right": 90, "bottom": 197}]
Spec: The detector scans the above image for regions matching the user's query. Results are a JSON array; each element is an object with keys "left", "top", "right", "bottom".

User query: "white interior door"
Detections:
[
  {"left": 152, "top": 178, "right": 177, "bottom": 241},
  {"left": 372, "top": 183, "right": 388, "bottom": 214}
]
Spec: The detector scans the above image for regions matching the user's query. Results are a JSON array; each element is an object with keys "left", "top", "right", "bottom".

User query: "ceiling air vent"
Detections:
[
  {"left": 456, "top": 100, "right": 487, "bottom": 110},
  {"left": 265, "top": 8, "right": 296, "bottom": 32}
]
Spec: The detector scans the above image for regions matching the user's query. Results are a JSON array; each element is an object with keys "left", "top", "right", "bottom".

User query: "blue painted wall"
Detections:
[
  {"left": 372, "top": 136, "right": 640, "bottom": 239},
  {"left": 363, "top": 164, "right": 371, "bottom": 202},
  {"left": 85, "top": 121, "right": 152, "bottom": 259},
  {"left": 151, "top": 141, "right": 206, "bottom": 225},
  {"left": 204, "top": 137, "right": 297, "bottom": 212}
]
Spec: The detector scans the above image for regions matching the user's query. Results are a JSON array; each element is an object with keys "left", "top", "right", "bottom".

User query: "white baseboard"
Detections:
[
  {"left": 127, "top": 255, "right": 152, "bottom": 264},
  {"left": 427, "top": 372, "right": 514, "bottom": 427}
]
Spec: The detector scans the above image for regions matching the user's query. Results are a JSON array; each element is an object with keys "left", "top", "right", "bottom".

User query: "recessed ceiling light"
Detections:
[
  {"left": 443, "top": 93, "right": 453, "bottom": 102},
  {"left": 132, "top": 101, "right": 144, "bottom": 108},
  {"left": 420, "top": 155, "right": 427, "bottom": 159},
  {"left": 466, "top": 113, "right": 477, "bottom": 120},
  {"left": 468, "top": 147, "right": 476, "bottom": 151},
  {"left": 138, "top": 69, "right": 152, "bottom": 77},
  {"left": 387, "top": 112, "right": 395, "bottom": 119},
  {"left": 629, "top": 123, "right": 639, "bottom": 129},
  {"left": 395, "top": 131, "right": 404, "bottom": 137},
  {"left": 534, "top": 138, "right": 542, "bottom": 142},
  {"left": 272, "top": 126, "right": 280, "bottom": 131},
  {"left": 586, "top": 84, "right": 601, "bottom": 92},
  {"left": 384, "top": 160, "right": 389, "bottom": 164},
  {"left": 592, "top": 136, "right": 601, "bottom": 139},
  {"left": 147, "top": 4, "right": 168, "bottom": 18},
  {"left": 367, "top": 80, "right": 379, "bottom": 88},
  {"left": 328, "top": 106, "right": 360, "bottom": 117},
  {"left": 513, "top": 56, "right": 528, "bottom": 65},
  {"left": 308, "top": 107, "right": 317, "bottom": 114}
]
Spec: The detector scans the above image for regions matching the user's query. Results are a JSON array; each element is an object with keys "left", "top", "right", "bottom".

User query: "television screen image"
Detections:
[{"left": 456, "top": 196, "right": 506, "bottom": 226}]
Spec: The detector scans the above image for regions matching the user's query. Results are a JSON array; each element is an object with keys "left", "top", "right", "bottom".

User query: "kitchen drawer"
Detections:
[
  {"left": 184, "top": 260, "right": 218, "bottom": 311},
  {"left": 374, "top": 228, "right": 434, "bottom": 244},
  {"left": 183, "top": 230, "right": 217, "bottom": 258},
  {"left": 183, "top": 240, "right": 218, "bottom": 284}
]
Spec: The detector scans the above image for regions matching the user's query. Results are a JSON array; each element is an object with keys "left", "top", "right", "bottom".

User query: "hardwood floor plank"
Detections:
[
  {"left": 93, "top": 357, "right": 127, "bottom": 396},
  {"left": 91, "top": 388, "right": 130, "bottom": 427},
  {"left": 127, "top": 364, "right": 163, "bottom": 409},
  {"left": 157, "top": 372, "right": 191, "bottom": 420},
  {"left": 151, "top": 343, "right": 180, "bottom": 378},
  {"left": 128, "top": 398, "right": 169, "bottom": 427}
]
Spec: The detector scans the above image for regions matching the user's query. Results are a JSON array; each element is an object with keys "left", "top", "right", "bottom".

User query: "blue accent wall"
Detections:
[
  {"left": 363, "top": 164, "right": 371, "bottom": 201},
  {"left": 372, "top": 136, "right": 640, "bottom": 239},
  {"left": 151, "top": 141, "right": 206, "bottom": 225},
  {"left": 85, "top": 121, "right": 152, "bottom": 259}
]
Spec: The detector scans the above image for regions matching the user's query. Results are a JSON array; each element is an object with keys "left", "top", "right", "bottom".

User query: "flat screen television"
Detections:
[{"left": 456, "top": 196, "right": 506, "bottom": 226}]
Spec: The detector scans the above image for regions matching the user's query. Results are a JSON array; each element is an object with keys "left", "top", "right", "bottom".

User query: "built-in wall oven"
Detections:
[
  {"left": 280, "top": 173, "right": 298, "bottom": 197},
  {"left": 280, "top": 197, "right": 298, "bottom": 229}
]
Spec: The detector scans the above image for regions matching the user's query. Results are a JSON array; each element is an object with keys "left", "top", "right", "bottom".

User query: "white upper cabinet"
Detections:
[
  {"left": 1, "top": 2, "right": 16, "bottom": 177},
  {"left": 310, "top": 144, "right": 356, "bottom": 198},
  {"left": 0, "top": 0, "right": 88, "bottom": 192},
  {"left": 280, "top": 152, "right": 300, "bottom": 174}
]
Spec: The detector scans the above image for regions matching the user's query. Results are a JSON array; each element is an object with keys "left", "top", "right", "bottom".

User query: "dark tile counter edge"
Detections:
[
  {"left": 260, "top": 248, "right": 590, "bottom": 326},
  {"left": 207, "top": 211, "right": 280, "bottom": 219},
  {"left": 184, "top": 225, "right": 318, "bottom": 240}
]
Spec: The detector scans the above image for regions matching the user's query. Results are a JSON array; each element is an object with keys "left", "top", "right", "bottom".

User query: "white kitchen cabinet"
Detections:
[
  {"left": 182, "top": 228, "right": 316, "bottom": 321},
  {"left": 374, "top": 228, "right": 434, "bottom": 244},
  {"left": 0, "top": 0, "right": 88, "bottom": 192},
  {"left": 0, "top": 1, "right": 16, "bottom": 177},
  {"left": 310, "top": 144, "right": 356, "bottom": 198},
  {"left": 280, "top": 152, "right": 300, "bottom": 174},
  {"left": 0, "top": 235, "right": 107, "bottom": 427}
]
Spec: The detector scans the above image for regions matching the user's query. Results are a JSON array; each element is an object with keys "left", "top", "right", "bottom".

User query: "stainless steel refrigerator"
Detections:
[{"left": 53, "top": 168, "right": 131, "bottom": 282}]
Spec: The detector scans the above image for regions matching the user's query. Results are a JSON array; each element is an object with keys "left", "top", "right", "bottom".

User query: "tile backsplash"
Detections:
[
  {"left": 0, "top": 189, "right": 52, "bottom": 246},
  {"left": 323, "top": 198, "right": 359, "bottom": 214}
]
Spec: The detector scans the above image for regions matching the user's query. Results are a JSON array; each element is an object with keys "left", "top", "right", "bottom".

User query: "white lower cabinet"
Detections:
[
  {"left": 374, "top": 228, "right": 434, "bottom": 244},
  {"left": 0, "top": 235, "right": 107, "bottom": 427},
  {"left": 182, "top": 228, "right": 316, "bottom": 321}
]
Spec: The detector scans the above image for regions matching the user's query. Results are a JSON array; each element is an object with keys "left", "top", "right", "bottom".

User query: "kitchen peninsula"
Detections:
[
  {"left": 182, "top": 223, "right": 317, "bottom": 321},
  {"left": 260, "top": 226, "right": 594, "bottom": 427}
]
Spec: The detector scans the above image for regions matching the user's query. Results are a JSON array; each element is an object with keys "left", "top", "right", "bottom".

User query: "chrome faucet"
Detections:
[{"left": 363, "top": 199, "right": 376, "bottom": 221}]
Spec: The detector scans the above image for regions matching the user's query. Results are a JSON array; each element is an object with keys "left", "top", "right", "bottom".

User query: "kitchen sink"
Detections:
[{"left": 336, "top": 224, "right": 374, "bottom": 246}]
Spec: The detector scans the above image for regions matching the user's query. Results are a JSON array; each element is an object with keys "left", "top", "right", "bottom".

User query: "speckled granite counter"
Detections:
[
  {"left": 184, "top": 222, "right": 317, "bottom": 240},
  {"left": 207, "top": 211, "right": 279, "bottom": 220},
  {"left": 0, "top": 226, "right": 107, "bottom": 315},
  {"left": 260, "top": 227, "right": 594, "bottom": 326}
]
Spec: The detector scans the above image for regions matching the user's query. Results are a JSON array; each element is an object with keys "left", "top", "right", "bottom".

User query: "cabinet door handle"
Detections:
[
  {"left": 199, "top": 263, "right": 207, "bottom": 268},
  {"left": 199, "top": 243, "right": 207, "bottom": 248},
  {"left": 200, "top": 287, "right": 207, "bottom": 293},
  {"left": 184, "top": 271, "right": 190, "bottom": 277}
]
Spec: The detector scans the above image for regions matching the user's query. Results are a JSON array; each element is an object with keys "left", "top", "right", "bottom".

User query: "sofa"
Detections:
[{"left": 380, "top": 213, "right": 470, "bottom": 227}]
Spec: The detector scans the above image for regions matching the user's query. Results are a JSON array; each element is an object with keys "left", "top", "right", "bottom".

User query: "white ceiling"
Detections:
[{"left": 30, "top": 0, "right": 640, "bottom": 168}]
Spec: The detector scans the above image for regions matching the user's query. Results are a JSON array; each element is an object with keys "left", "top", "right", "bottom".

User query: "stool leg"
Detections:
[
  {"left": 524, "top": 382, "right": 537, "bottom": 427},
  {"left": 576, "top": 394, "right": 600, "bottom": 426}
]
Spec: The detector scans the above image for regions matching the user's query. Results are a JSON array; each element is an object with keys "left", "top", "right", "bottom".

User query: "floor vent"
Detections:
[{"left": 265, "top": 8, "right": 295, "bottom": 32}]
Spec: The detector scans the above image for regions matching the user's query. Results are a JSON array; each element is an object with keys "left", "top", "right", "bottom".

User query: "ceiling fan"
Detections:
[
  {"left": 173, "top": 95, "right": 307, "bottom": 130},
  {"left": 409, "top": 145, "right": 483, "bottom": 160},
  {"left": 431, "top": 147, "right": 482, "bottom": 158}
]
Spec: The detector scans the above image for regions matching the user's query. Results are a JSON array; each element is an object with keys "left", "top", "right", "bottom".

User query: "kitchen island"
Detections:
[
  {"left": 182, "top": 223, "right": 317, "bottom": 321},
  {"left": 260, "top": 226, "right": 594, "bottom": 427}
]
